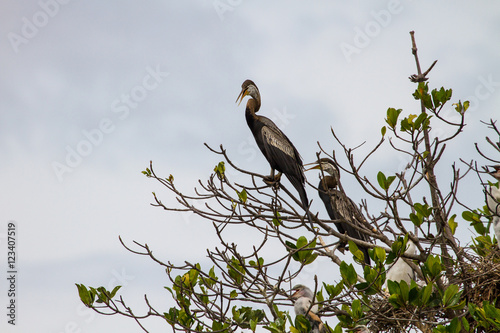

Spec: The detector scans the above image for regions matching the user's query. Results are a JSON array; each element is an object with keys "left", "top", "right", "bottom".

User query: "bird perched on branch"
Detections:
[
  {"left": 386, "top": 239, "right": 416, "bottom": 285},
  {"left": 236, "top": 80, "right": 311, "bottom": 222},
  {"left": 291, "top": 284, "right": 328, "bottom": 333},
  {"left": 486, "top": 165, "right": 500, "bottom": 248},
  {"left": 306, "top": 158, "right": 371, "bottom": 265}
]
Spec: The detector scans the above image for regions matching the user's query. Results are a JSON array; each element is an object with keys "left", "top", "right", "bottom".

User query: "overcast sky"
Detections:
[{"left": 1, "top": 1, "right": 500, "bottom": 332}]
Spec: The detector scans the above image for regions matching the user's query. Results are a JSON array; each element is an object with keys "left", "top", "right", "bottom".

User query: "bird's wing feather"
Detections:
[
  {"left": 259, "top": 117, "right": 303, "bottom": 168},
  {"left": 330, "top": 189, "right": 370, "bottom": 243},
  {"left": 258, "top": 118, "right": 309, "bottom": 210}
]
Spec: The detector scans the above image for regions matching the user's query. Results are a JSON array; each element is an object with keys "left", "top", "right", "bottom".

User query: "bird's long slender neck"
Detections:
[{"left": 245, "top": 98, "right": 261, "bottom": 130}]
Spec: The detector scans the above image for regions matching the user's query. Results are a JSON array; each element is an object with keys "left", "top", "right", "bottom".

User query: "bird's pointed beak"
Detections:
[
  {"left": 304, "top": 162, "right": 321, "bottom": 172},
  {"left": 487, "top": 165, "right": 500, "bottom": 176},
  {"left": 236, "top": 89, "right": 248, "bottom": 106},
  {"left": 290, "top": 289, "right": 300, "bottom": 300},
  {"left": 489, "top": 165, "right": 500, "bottom": 180}
]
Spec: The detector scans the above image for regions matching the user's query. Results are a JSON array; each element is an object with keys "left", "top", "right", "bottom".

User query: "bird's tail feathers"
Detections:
[
  {"left": 288, "top": 176, "right": 313, "bottom": 223},
  {"left": 360, "top": 245, "right": 371, "bottom": 266}
]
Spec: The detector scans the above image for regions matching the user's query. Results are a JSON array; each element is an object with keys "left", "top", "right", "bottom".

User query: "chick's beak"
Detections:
[{"left": 236, "top": 88, "right": 248, "bottom": 106}]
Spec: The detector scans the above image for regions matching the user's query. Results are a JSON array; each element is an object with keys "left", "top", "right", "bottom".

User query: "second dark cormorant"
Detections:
[{"left": 307, "top": 158, "right": 371, "bottom": 265}]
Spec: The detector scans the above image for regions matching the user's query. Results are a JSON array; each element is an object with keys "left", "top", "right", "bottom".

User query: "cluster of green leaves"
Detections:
[
  {"left": 413, "top": 83, "right": 452, "bottom": 111},
  {"left": 264, "top": 306, "right": 290, "bottom": 333},
  {"left": 384, "top": 106, "right": 432, "bottom": 136},
  {"left": 164, "top": 264, "right": 210, "bottom": 329},
  {"left": 76, "top": 284, "right": 121, "bottom": 307},
  {"left": 142, "top": 167, "right": 152, "bottom": 177},
  {"left": 377, "top": 171, "right": 396, "bottom": 191},
  {"left": 408, "top": 202, "right": 433, "bottom": 228},
  {"left": 463, "top": 205, "right": 497, "bottom": 256},
  {"left": 468, "top": 301, "right": 500, "bottom": 331},
  {"left": 286, "top": 236, "right": 319, "bottom": 265},
  {"left": 214, "top": 161, "right": 226, "bottom": 180},
  {"left": 433, "top": 317, "right": 469, "bottom": 333},
  {"left": 227, "top": 256, "right": 246, "bottom": 286},
  {"left": 323, "top": 234, "right": 470, "bottom": 331},
  {"left": 236, "top": 188, "right": 248, "bottom": 203},
  {"left": 232, "top": 306, "right": 266, "bottom": 331}
]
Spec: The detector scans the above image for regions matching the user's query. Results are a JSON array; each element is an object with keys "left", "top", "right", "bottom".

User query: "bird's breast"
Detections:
[{"left": 488, "top": 186, "right": 500, "bottom": 216}]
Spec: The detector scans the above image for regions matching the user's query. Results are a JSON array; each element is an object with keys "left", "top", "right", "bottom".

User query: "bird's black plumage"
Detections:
[
  {"left": 310, "top": 158, "right": 371, "bottom": 265},
  {"left": 236, "top": 80, "right": 311, "bottom": 222}
]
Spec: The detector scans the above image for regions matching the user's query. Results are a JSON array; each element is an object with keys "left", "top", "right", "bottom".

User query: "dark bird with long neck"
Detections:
[
  {"left": 236, "top": 79, "right": 311, "bottom": 222},
  {"left": 307, "top": 158, "right": 371, "bottom": 265}
]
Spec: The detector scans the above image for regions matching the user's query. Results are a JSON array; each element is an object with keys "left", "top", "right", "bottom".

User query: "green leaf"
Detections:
[
  {"left": 377, "top": 171, "right": 387, "bottom": 190},
  {"left": 381, "top": 126, "right": 387, "bottom": 136},
  {"left": 410, "top": 213, "right": 422, "bottom": 227},
  {"left": 76, "top": 284, "right": 94, "bottom": 307},
  {"left": 333, "top": 323, "right": 343, "bottom": 333},
  {"left": 413, "top": 82, "right": 433, "bottom": 109},
  {"left": 421, "top": 283, "right": 433, "bottom": 305},
  {"left": 377, "top": 171, "right": 395, "bottom": 190},
  {"left": 374, "top": 246, "right": 386, "bottom": 263},
  {"left": 250, "top": 319, "right": 257, "bottom": 332},
  {"left": 453, "top": 100, "right": 469, "bottom": 114},
  {"left": 351, "top": 299, "right": 362, "bottom": 319},
  {"left": 431, "top": 87, "right": 452, "bottom": 108},
  {"left": 423, "top": 255, "right": 443, "bottom": 280},
  {"left": 227, "top": 257, "right": 245, "bottom": 285},
  {"left": 399, "top": 280, "right": 410, "bottom": 304},
  {"left": 388, "top": 293, "right": 403, "bottom": 309},
  {"left": 463, "top": 100, "right": 470, "bottom": 112},
  {"left": 463, "top": 210, "right": 486, "bottom": 235},
  {"left": 214, "top": 161, "right": 225, "bottom": 180},
  {"left": 294, "top": 315, "right": 311, "bottom": 332},
  {"left": 414, "top": 203, "right": 432, "bottom": 217},
  {"left": 448, "top": 214, "right": 458, "bottom": 235},
  {"left": 230, "top": 290, "right": 238, "bottom": 298},
  {"left": 386, "top": 175, "right": 396, "bottom": 189},
  {"left": 272, "top": 211, "right": 282, "bottom": 226},
  {"left": 323, "top": 282, "right": 343, "bottom": 299},
  {"left": 414, "top": 112, "right": 428, "bottom": 130},
  {"left": 249, "top": 257, "right": 264, "bottom": 269},
  {"left": 385, "top": 108, "right": 402, "bottom": 129},
  {"left": 442, "top": 284, "right": 464, "bottom": 310},
  {"left": 340, "top": 262, "right": 358, "bottom": 287},
  {"left": 294, "top": 237, "right": 318, "bottom": 265},
  {"left": 237, "top": 189, "right": 248, "bottom": 203},
  {"left": 408, "top": 282, "right": 420, "bottom": 305},
  {"left": 109, "top": 285, "right": 121, "bottom": 298}
]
